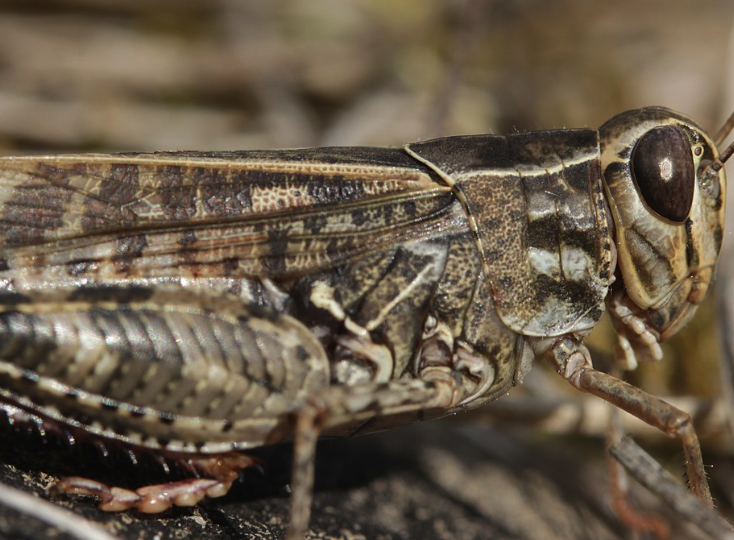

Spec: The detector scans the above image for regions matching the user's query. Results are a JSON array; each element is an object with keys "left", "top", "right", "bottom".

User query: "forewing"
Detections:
[{"left": 0, "top": 148, "right": 463, "bottom": 280}]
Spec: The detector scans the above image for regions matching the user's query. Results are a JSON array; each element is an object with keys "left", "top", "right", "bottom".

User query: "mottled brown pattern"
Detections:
[
  {"left": 0, "top": 153, "right": 454, "bottom": 282},
  {"left": 0, "top": 109, "right": 726, "bottom": 532},
  {"left": 406, "top": 130, "right": 612, "bottom": 338},
  {"left": 198, "top": 166, "right": 252, "bottom": 218},
  {"left": 0, "top": 163, "right": 77, "bottom": 248}
]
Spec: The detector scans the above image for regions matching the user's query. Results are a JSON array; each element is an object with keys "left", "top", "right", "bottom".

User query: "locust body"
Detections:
[{"left": 0, "top": 107, "right": 726, "bottom": 537}]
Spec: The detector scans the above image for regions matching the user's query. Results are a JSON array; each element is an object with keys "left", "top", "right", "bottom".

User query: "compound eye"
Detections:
[{"left": 631, "top": 125, "right": 695, "bottom": 222}]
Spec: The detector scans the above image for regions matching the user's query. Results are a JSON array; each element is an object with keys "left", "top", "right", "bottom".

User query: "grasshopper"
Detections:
[{"left": 0, "top": 106, "right": 729, "bottom": 538}]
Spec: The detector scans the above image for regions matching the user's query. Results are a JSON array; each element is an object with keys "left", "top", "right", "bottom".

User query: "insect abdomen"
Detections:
[{"left": 0, "top": 289, "right": 330, "bottom": 451}]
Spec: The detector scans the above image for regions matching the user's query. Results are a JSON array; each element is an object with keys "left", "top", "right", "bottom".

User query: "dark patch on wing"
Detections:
[
  {"left": 0, "top": 293, "right": 33, "bottom": 305},
  {"left": 113, "top": 234, "right": 149, "bottom": 272},
  {"left": 69, "top": 285, "right": 155, "bottom": 304},
  {"left": 102, "top": 164, "right": 140, "bottom": 205},
  {"left": 179, "top": 230, "right": 198, "bottom": 247},
  {"left": 68, "top": 258, "right": 96, "bottom": 277},
  {"left": 222, "top": 257, "right": 240, "bottom": 275},
  {"left": 158, "top": 165, "right": 197, "bottom": 221},
  {"left": 82, "top": 163, "right": 140, "bottom": 232},
  {"left": 1, "top": 164, "right": 76, "bottom": 247}
]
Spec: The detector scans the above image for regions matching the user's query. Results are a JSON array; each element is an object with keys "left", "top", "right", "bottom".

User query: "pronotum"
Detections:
[{"left": 0, "top": 106, "right": 729, "bottom": 539}]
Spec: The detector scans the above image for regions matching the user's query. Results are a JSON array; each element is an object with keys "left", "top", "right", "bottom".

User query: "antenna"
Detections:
[{"left": 701, "top": 111, "right": 734, "bottom": 181}]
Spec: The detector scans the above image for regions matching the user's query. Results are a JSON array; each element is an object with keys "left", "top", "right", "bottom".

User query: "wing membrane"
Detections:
[{"left": 0, "top": 149, "right": 466, "bottom": 279}]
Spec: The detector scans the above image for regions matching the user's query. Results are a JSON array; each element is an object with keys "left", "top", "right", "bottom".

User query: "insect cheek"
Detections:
[{"left": 645, "top": 273, "right": 702, "bottom": 341}]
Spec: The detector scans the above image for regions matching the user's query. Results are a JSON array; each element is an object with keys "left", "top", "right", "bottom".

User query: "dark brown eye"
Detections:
[{"left": 631, "top": 125, "right": 694, "bottom": 222}]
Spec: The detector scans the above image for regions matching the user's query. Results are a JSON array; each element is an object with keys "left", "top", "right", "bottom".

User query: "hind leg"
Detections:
[{"left": 286, "top": 377, "right": 458, "bottom": 540}]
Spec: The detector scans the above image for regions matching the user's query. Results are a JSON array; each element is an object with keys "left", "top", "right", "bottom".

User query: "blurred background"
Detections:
[
  {"left": 0, "top": 1, "right": 733, "bottom": 539},
  {"left": 0, "top": 0, "right": 731, "bottom": 151}
]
